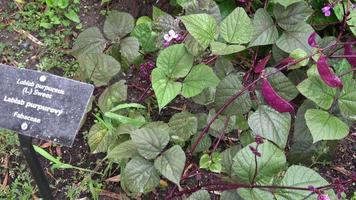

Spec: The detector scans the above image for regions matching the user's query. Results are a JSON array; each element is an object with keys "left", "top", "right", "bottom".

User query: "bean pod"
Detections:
[
  {"left": 261, "top": 78, "right": 294, "bottom": 113},
  {"left": 317, "top": 55, "right": 343, "bottom": 88}
]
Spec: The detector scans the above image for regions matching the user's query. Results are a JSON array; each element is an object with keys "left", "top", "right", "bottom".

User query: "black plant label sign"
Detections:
[{"left": 0, "top": 64, "right": 94, "bottom": 147}]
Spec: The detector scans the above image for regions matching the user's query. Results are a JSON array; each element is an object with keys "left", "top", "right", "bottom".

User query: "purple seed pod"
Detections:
[
  {"left": 254, "top": 54, "right": 271, "bottom": 73},
  {"left": 308, "top": 32, "right": 318, "bottom": 48},
  {"left": 317, "top": 55, "right": 343, "bottom": 88},
  {"left": 261, "top": 78, "right": 294, "bottom": 113},
  {"left": 344, "top": 43, "right": 356, "bottom": 67}
]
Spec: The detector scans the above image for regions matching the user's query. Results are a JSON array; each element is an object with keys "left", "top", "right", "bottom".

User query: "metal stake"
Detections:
[{"left": 18, "top": 134, "right": 54, "bottom": 200}]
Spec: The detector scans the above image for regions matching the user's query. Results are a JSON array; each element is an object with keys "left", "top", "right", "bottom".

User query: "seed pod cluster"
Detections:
[
  {"left": 261, "top": 78, "right": 294, "bottom": 113},
  {"left": 317, "top": 55, "right": 343, "bottom": 88}
]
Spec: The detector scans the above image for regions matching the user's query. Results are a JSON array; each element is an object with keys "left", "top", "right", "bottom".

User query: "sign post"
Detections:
[
  {"left": 0, "top": 64, "right": 94, "bottom": 199},
  {"left": 18, "top": 135, "right": 54, "bottom": 199}
]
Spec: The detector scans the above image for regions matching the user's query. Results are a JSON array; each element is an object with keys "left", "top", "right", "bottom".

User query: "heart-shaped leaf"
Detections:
[
  {"left": 104, "top": 11, "right": 135, "bottom": 41},
  {"left": 220, "top": 7, "right": 253, "bottom": 44},
  {"left": 248, "top": 105, "right": 291, "bottom": 148},
  {"left": 154, "top": 145, "right": 186, "bottom": 186},
  {"left": 77, "top": 53, "right": 121, "bottom": 87},
  {"left": 232, "top": 141, "right": 286, "bottom": 184},
  {"left": 182, "top": 64, "right": 220, "bottom": 98},
  {"left": 122, "top": 156, "right": 160, "bottom": 193},
  {"left": 131, "top": 125, "right": 170, "bottom": 159},
  {"left": 305, "top": 109, "right": 349, "bottom": 143}
]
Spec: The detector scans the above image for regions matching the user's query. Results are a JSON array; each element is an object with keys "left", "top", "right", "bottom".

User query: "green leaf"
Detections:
[
  {"left": 64, "top": 9, "right": 80, "bottom": 23},
  {"left": 338, "top": 79, "right": 356, "bottom": 120},
  {"left": 288, "top": 100, "right": 322, "bottom": 164},
  {"left": 215, "top": 74, "right": 252, "bottom": 115},
  {"left": 182, "top": 64, "right": 220, "bottom": 98},
  {"left": 220, "top": 7, "right": 254, "bottom": 44},
  {"left": 156, "top": 44, "right": 194, "bottom": 79},
  {"left": 348, "top": 9, "right": 356, "bottom": 36},
  {"left": 276, "top": 22, "right": 314, "bottom": 54},
  {"left": 151, "top": 68, "right": 182, "bottom": 110},
  {"left": 120, "top": 37, "right": 140, "bottom": 64},
  {"left": 248, "top": 105, "right": 291, "bottom": 148},
  {"left": 265, "top": 67, "right": 299, "bottom": 101},
  {"left": 270, "top": 0, "right": 303, "bottom": 7},
  {"left": 187, "top": 190, "right": 210, "bottom": 200},
  {"left": 221, "top": 145, "right": 241, "bottom": 176},
  {"left": 98, "top": 80, "right": 127, "bottom": 112},
  {"left": 214, "top": 57, "right": 234, "bottom": 79},
  {"left": 109, "top": 103, "right": 145, "bottom": 112},
  {"left": 131, "top": 126, "right": 170, "bottom": 159},
  {"left": 305, "top": 109, "right": 349, "bottom": 143},
  {"left": 184, "top": 0, "right": 222, "bottom": 23},
  {"left": 57, "top": 0, "right": 69, "bottom": 8},
  {"left": 154, "top": 145, "right": 186, "bottom": 186},
  {"left": 221, "top": 190, "right": 243, "bottom": 200},
  {"left": 207, "top": 109, "right": 236, "bottom": 137},
  {"left": 88, "top": 124, "right": 112, "bottom": 153},
  {"left": 184, "top": 34, "right": 205, "bottom": 57},
  {"left": 232, "top": 141, "right": 286, "bottom": 184},
  {"left": 277, "top": 165, "right": 336, "bottom": 199},
  {"left": 249, "top": 8, "right": 279, "bottom": 47},
  {"left": 104, "top": 112, "right": 146, "bottom": 127},
  {"left": 168, "top": 112, "right": 198, "bottom": 142},
  {"left": 297, "top": 75, "right": 337, "bottom": 110},
  {"left": 191, "top": 131, "right": 212, "bottom": 153},
  {"left": 70, "top": 27, "right": 106, "bottom": 58},
  {"left": 199, "top": 153, "right": 211, "bottom": 169},
  {"left": 106, "top": 140, "right": 137, "bottom": 163},
  {"left": 181, "top": 14, "right": 217, "bottom": 48},
  {"left": 78, "top": 53, "right": 121, "bottom": 87},
  {"left": 103, "top": 11, "right": 135, "bottom": 40},
  {"left": 288, "top": 48, "right": 309, "bottom": 70},
  {"left": 210, "top": 42, "right": 246, "bottom": 55},
  {"left": 33, "top": 145, "right": 61, "bottom": 164},
  {"left": 274, "top": 2, "right": 313, "bottom": 30},
  {"left": 131, "top": 22, "right": 158, "bottom": 52},
  {"left": 123, "top": 157, "right": 160, "bottom": 194},
  {"left": 237, "top": 188, "right": 274, "bottom": 200}
]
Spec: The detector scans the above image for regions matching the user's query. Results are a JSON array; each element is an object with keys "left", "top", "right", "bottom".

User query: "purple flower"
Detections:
[
  {"left": 255, "top": 135, "right": 264, "bottom": 145},
  {"left": 140, "top": 61, "right": 155, "bottom": 82},
  {"left": 322, "top": 5, "right": 332, "bottom": 17},
  {"left": 162, "top": 30, "right": 184, "bottom": 48},
  {"left": 249, "top": 146, "right": 261, "bottom": 157},
  {"left": 318, "top": 194, "right": 330, "bottom": 200}
]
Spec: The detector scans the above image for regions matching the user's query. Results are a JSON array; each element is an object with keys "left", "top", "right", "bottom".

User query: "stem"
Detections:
[
  {"left": 330, "top": 55, "right": 356, "bottom": 58},
  {"left": 251, "top": 144, "right": 259, "bottom": 184},
  {"left": 340, "top": 67, "right": 356, "bottom": 77},
  {"left": 168, "top": 177, "right": 355, "bottom": 199},
  {"left": 211, "top": 117, "right": 230, "bottom": 153}
]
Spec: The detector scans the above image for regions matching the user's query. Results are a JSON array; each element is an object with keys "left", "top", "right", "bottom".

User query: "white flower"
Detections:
[{"left": 163, "top": 30, "right": 179, "bottom": 42}]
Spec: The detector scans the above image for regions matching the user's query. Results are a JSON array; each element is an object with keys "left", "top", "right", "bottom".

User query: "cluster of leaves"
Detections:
[
  {"left": 69, "top": 0, "right": 355, "bottom": 199},
  {"left": 34, "top": 0, "right": 81, "bottom": 29}
]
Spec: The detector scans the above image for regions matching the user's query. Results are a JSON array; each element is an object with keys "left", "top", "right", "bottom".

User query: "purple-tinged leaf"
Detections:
[
  {"left": 344, "top": 43, "right": 356, "bottom": 67},
  {"left": 316, "top": 55, "right": 343, "bottom": 88},
  {"left": 254, "top": 54, "right": 271, "bottom": 73},
  {"left": 261, "top": 78, "right": 294, "bottom": 113},
  {"left": 308, "top": 32, "right": 318, "bottom": 48}
]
